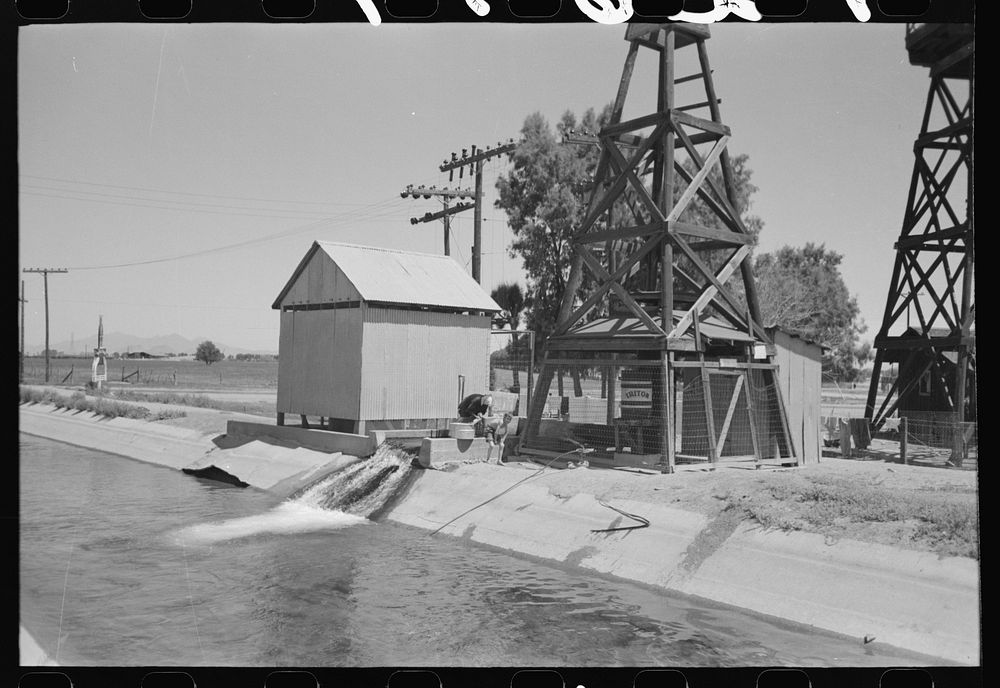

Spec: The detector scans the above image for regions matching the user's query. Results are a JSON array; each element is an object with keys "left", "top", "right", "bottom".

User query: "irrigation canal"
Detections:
[{"left": 20, "top": 434, "right": 932, "bottom": 667}]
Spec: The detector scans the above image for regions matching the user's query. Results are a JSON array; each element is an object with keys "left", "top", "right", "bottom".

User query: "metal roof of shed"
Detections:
[{"left": 272, "top": 241, "right": 501, "bottom": 312}]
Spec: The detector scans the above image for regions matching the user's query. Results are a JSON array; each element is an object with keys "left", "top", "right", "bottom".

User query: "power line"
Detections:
[
  {"left": 62, "top": 201, "right": 410, "bottom": 270},
  {"left": 21, "top": 186, "right": 409, "bottom": 222},
  {"left": 20, "top": 185, "right": 360, "bottom": 218},
  {"left": 20, "top": 174, "right": 388, "bottom": 207}
]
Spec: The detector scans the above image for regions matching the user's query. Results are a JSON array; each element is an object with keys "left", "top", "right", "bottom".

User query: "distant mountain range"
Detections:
[{"left": 28, "top": 332, "right": 276, "bottom": 357}]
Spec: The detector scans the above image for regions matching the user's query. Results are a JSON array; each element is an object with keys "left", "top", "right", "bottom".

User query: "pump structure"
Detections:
[
  {"left": 865, "top": 24, "right": 975, "bottom": 463},
  {"left": 517, "top": 23, "right": 795, "bottom": 473}
]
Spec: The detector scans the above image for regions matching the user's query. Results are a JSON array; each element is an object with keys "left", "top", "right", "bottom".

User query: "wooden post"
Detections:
[
  {"left": 277, "top": 412, "right": 285, "bottom": 427},
  {"left": 442, "top": 199, "right": 451, "bottom": 256},
  {"left": 663, "top": 352, "right": 676, "bottom": 473},
  {"left": 744, "top": 370, "right": 763, "bottom": 465},
  {"left": 606, "top": 364, "right": 617, "bottom": 427},
  {"left": 473, "top": 157, "right": 483, "bottom": 283},
  {"left": 839, "top": 418, "right": 852, "bottom": 458},
  {"left": 701, "top": 364, "right": 718, "bottom": 466},
  {"left": 900, "top": 416, "right": 908, "bottom": 465},
  {"left": 300, "top": 414, "right": 308, "bottom": 429},
  {"left": 43, "top": 271, "right": 50, "bottom": 382}
]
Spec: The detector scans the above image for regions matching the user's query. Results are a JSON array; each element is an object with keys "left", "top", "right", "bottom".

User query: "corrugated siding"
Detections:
[
  {"left": 276, "top": 308, "right": 363, "bottom": 418},
  {"left": 279, "top": 248, "right": 362, "bottom": 307},
  {"left": 359, "top": 305, "right": 490, "bottom": 421}
]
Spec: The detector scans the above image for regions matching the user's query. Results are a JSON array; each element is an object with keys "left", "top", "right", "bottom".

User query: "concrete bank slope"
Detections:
[
  {"left": 18, "top": 403, "right": 355, "bottom": 498},
  {"left": 384, "top": 463, "right": 980, "bottom": 665},
  {"left": 20, "top": 625, "right": 58, "bottom": 666}
]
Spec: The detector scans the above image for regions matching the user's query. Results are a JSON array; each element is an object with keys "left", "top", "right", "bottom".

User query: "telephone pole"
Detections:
[
  {"left": 23, "top": 267, "right": 68, "bottom": 383},
  {"left": 439, "top": 139, "right": 517, "bottom": 284},
  {"left": 18, "top": 280, "right": 27, "bottom": 383},
  {"left": 399, "top": 185, "right": 475, "bottom": 256}
]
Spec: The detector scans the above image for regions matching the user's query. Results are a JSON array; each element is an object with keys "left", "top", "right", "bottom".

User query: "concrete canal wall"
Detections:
[{"left": 19, "top": 403, "right": 980, "bottom": 665}]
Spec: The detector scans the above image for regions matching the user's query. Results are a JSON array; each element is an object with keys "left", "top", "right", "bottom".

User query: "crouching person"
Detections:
[
  {"left": 484, "top": 412, "right": 514, "bottom": 464},
  {"left": 457, "top": 393, "right": 494, "bottom": 436}
]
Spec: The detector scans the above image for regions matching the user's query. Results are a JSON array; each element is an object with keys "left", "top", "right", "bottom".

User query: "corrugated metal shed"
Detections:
[
  {"left": 274, "top": 241, "right": 497, "bottom": 432},
  {"left": 273, "top": 241, "right": 500, "bottom": 313}
]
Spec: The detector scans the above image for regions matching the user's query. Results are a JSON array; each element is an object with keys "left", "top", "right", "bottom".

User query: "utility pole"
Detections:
[
  {"left": 18, "top": 280, "right": 27, "bottom": 383},
  {"left": 439, "top": 139, "right": 517, "bottom": 284},
  {"left": 23, "top": 267, "right": 68, "bottom": 383},
  {"left": 400, "top": 185, "right": 475, "bottom": 256}
]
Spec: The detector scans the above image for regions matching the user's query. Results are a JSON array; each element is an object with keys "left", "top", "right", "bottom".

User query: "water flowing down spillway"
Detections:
[
  {"left": 173, "top": 444, "right": 416, "bottom": 546},
  {"left": 291, "top": 444, "right": 416, "bottom": 518}
]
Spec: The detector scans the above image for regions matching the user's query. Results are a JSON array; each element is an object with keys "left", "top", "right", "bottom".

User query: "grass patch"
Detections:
[
  {"left": 725, "top": 473, "right": 979, "bottom": 559},
  {"left": 19, "top": 386, "right": 186, "bottom": 422},
  {"left": 107, "top": 389, "right": 272, "bottom": 417},
  {"left": 113, "top": 389, "right": 217, "bottom": 408}
]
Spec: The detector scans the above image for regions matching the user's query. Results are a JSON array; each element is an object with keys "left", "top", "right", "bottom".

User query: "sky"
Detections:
[{"left": 17, "top": 21, "right": 944, "bottom": 354}]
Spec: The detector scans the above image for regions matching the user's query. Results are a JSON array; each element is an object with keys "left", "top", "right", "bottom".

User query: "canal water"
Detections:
[{"left": 20, "top": 434, "right": 927, "bottom": 668}]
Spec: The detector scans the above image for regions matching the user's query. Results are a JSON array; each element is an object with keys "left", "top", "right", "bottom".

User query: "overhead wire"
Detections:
[
  {"left": 61, "top": 199, "right": 410, "bottom": 270},
  {"left": 20, "top": 174, "right": 391, "bottom": 207}
]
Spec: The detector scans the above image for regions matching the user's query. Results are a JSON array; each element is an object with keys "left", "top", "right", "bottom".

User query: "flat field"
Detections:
[{"left": 21, "top": 356, "right": 278, "bottom": 390}]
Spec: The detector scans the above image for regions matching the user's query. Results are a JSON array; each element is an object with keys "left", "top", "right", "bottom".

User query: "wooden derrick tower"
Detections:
[
  {"left": 518, "top": 24, "right": 795, "bottom": 473},
  {"left": 865, "top": 24, "right": 975, "bottom": 459}
]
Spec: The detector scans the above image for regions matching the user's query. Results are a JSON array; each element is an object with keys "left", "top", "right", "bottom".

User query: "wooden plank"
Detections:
[
  {"left": 665, "top": 136, "right": 730, "bottom": 222},
  {"left": 672, "top": 129, "right": 743, "bottom": 234},
  {"left": 715, "top": 374, "right": 745, "bottom": 457},
  {"left": 873, "top": 334, "right": 973, "bottom": 350},
  {"left": 769, "top": 367, "right": 797, "bottom": 463},
  {"left": 665, "top": 338, "right": 699, "bottom": 351},
  {"left": 574, "top": 123, "right": 665, "bottom": 238},
  {"left": 673, "top": 239, "right": 767, "bottom": 340},
  {"left": 675, "top": 237, "right": 767, "bottom": 340},
  {"left": 665, "top": 352, "right": 676, "bottom": 473},
  {"left": 671, "top": 110, "right": 730, "bottom": 136},
  {"left": 578, "top": 245, "right": 666, "bottom": 336},
  {"left": 546, "top": 337, "right": 666, "bottom": 352},
  {"left": 603, "top": 111, "right": 670, "bottom": 138},
  {"left": 701, "top": 364, "right": 718, "bottom": 464},
  {"left": 557, "top": 236, "right": 663, "bottom": 335},
  {"left": 605, "top": 135, "right": 666, "bottom": 222},
  {"left": 675, "top": 99, "right": 721, "bottom": 113},
  {"left": 743, "top": 370, "right": 763, "bottom": 462},
  {"left": 575, "top": 220, "right": 667, "bottom": 245},
  {"left": 669, "top": 245, "right": 751, "bottom": 339},
  {"left": 544, "top": 358, "right": 661, "bottom": 367},
  {"left": 670, "top": 221, "right": 753, "bottom": 244},
  {"left": 915, "top": 117, "right": 972, "bottom": 148}
]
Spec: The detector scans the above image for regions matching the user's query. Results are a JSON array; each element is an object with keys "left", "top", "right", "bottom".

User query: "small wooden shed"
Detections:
[
  {"left": 272, "top": 241, "right": 500, "bottom": 433},
  {"left": 768, "top": 327, "right": 825, "bottom": 464}
]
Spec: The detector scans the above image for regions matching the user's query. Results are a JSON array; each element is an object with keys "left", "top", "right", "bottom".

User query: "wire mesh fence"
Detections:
[
  {"left": 902, "top": 415, "right": 978, "bottom": 466},
  {"left": 489, "top": 331, "right": 534, "bottom": 416},
  {"left": 520, "top": 358, "right": 795, "bottom": 468}
]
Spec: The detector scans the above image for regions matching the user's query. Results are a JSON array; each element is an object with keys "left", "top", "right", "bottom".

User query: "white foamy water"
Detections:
[{"left": 173, "top": 501, "right": 368, "bottom": 545}]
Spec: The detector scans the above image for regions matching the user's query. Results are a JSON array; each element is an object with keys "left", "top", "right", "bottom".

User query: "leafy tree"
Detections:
[
  {"left": 752, "top": 244, "right": 867, "bottom": 380},
  {"left": 496, "top": 108, "right": 612, "bottom": 342},
  {"left": 490, "top": 281, "right": 527, "bottom": 390},
  {"left": 490, "top": 281, "right": 525, "bottom": 331},
  {"left": 195, "top": 340, "right": 224, "bottom": 366}
]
